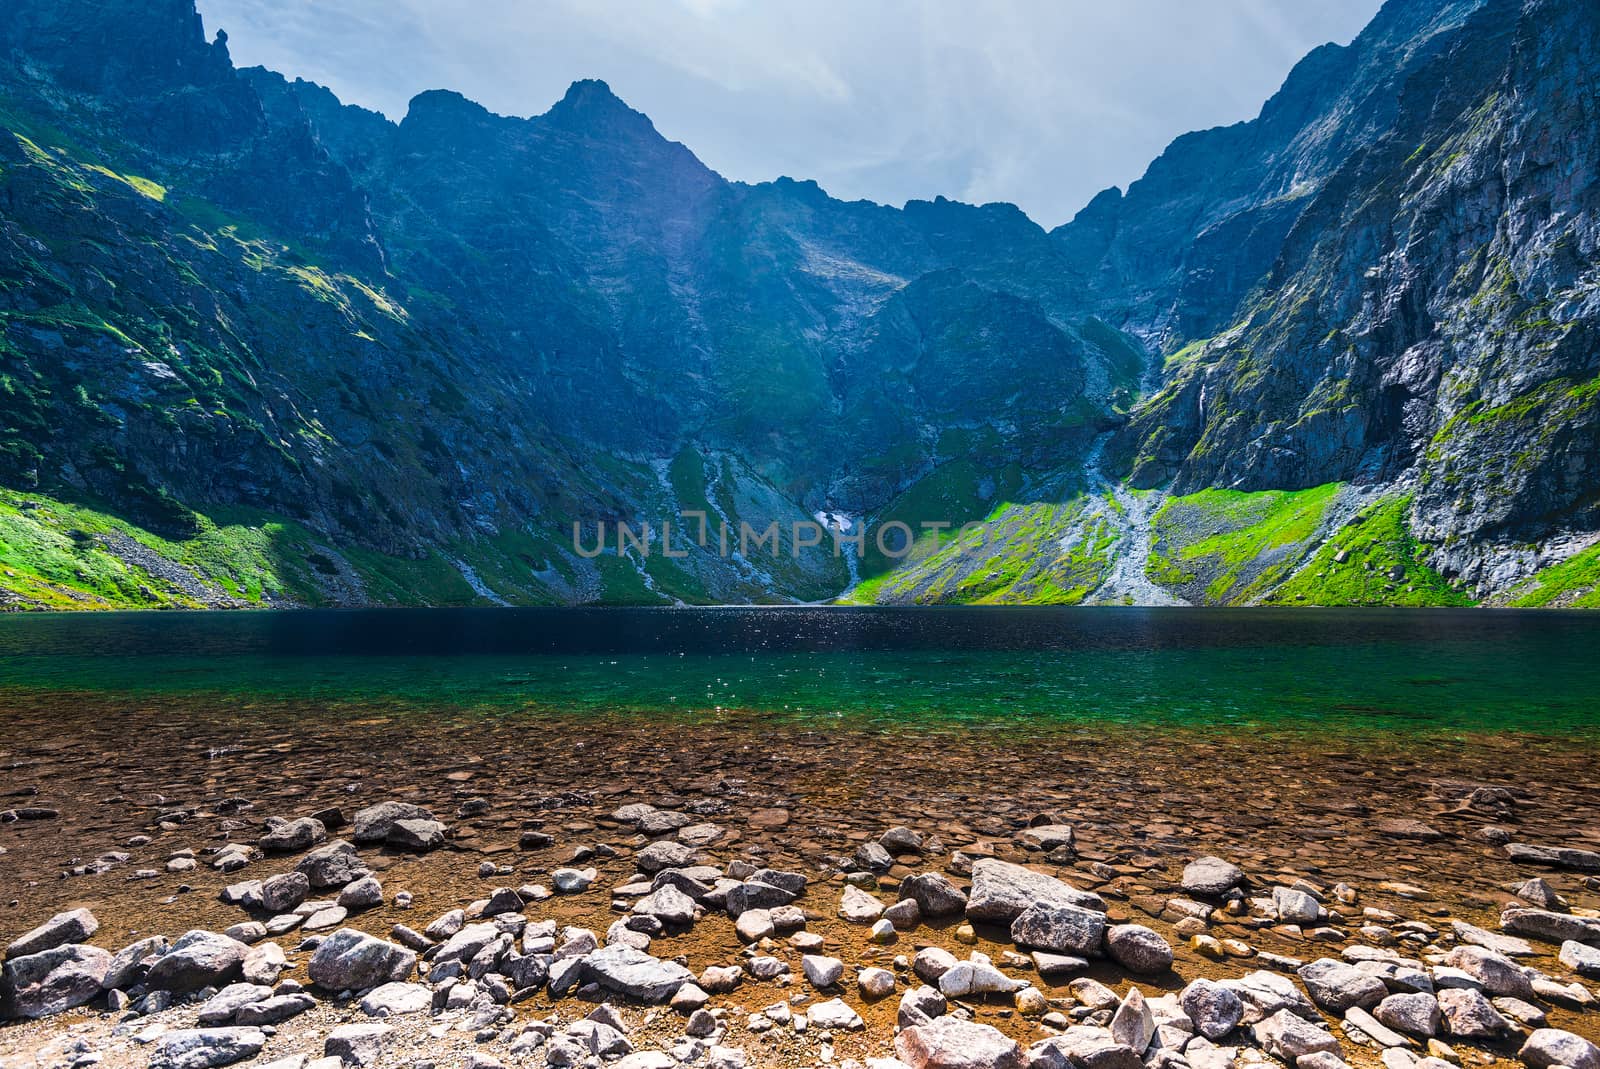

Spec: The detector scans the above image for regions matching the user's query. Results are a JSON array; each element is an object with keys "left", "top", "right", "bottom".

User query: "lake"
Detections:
[{"left": 1, "top": 605, "right": 1598, "bottom": 737}]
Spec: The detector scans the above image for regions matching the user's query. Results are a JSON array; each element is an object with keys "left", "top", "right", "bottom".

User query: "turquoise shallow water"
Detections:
[{"left": 0, "top": 606, "right": 1597, "bottom": 736}]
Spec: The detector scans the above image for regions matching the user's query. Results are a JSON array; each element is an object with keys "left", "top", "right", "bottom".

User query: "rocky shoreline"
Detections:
[{"left": 1, "top": 707, "right": 1599, "bottom": 1069}]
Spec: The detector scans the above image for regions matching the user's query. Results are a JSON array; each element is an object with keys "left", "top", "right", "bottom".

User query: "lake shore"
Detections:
[{"left": 2, "top": 697, "right": 1599, "bottom": 1069}]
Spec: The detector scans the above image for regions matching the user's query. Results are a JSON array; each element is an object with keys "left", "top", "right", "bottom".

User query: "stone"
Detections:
[
  {"left": 1560, "top": 939, "right": 1600, "bottom": 978},
  {"left": 1105, "top": 924, "right": 1172, "bottom": 974},
  {"left": 5, "top": 909, "right": 99, "bottom": 959},
  {"left": 966, "top": 859, "right": 1103, "bottom": 923},
  {"left": 937, "top": 958, "right": 1024, "bottom": 997},
  {"left": 1183, "top": 857, "right": 1246, "bottom": 897},
  {"left": 1069, "top": 977, "right": 1120, "bottom": 1011},
  {"left": 637, "top": 841, "right": 697, "bottom": 873},
  {"left": 897, "top": 1016, "right": 1024, "bottom": 1069},
  {"left": 857, "top": 841, "right": 893, "bottom": 872},
  {"left": 686, "top": 1007, "right": 719, "bottom": 1037},
  {"left": 1182, "top": 978, "right": 1245, "bottom": 1040},
  {"left": 359, "top": 981, "right": 431, "bottom": 1017},
  {"left": 1254, "top": 1009, "right": 1341, "bottom": 1061},
  {"left": 899, "top": 985, "right": 948, "bottom": 1029},
  {"left": 809, "top": 997, "right": 866, "bottom": 1030},
  {"left": 1514, "top": 878, "right": 1565, "bottom": 909},
  {"left": 1222, "top": 970, "right": 1318, "bottom": 1023},
  {"left": 885, "top": 898, "right": 923, "bottom": 930},
  {"left": 881, "top": 826, "right": 926, "bottom": 853},
  {"left": 553, "top": 867, "right": 598, "bottom": 893},
  {"left": 635, "top": 884, "right": 697, "bottom": 926},
  {"left": 0, "top": 943, "right": 112, "bottom": 1019},
  {"left": 197, "top": 983, "right": 273, "bottom": 1025},
  {"left": 1032, "top": 950, "right": 1089, "bottom": 977},
  {"left": 1518, "top": 1028, "right": 1600, "bottom": 1069},
  {"left": 725, "top": 881, "right": 795, "bottom": 915},
  {"left": 352, "top": 801, "right": 434, "bottom": 843},
  {"left": 1436, "top": 988, "right": 1509, "bottom": 1038},
  {"left": 1273, "top": 887, "right": 1323, "bottom": 925},
  {"left": 1020, "top": 824, "right": 1076, "bottom": 851},
  {"left": 295, "top": 841, "right": 369, "bottom": 890},
  {"left": 582, "top": 944, "right": 695, "bottom": 1002},
  {"left": 337, "top": 876, "right": 384, "bottom": 910},
  {"left": 900, "top": 872, "right": 969, "bottom": 916},
  {"left": 1027, "top": 1027, "right": 1141, "bottom": 1069},
  {"left": 1504, "top": 843, "right": 1600, "bottom": 872},
  {"left": 1374, "top": 992, "right": 1441, "bottom": 1037},
  {"left": 860, "top": 966, "right": 896, "bottom": 998},
  {"left": 1502, "top": 907, "right": 1600, "bottom": 944},
  {"left": 102, "top": 935, "right": 170, "bottom": 991},
  {"left": 145, "top": 931, "right": 250, "bottom": 993},
  {"left": 307, "top": 929, "right": 416, "bottom": 991},
  {"left": 1445, "top": 946, "right": 1535, "bottom": 998},
  {"left": 386, "top": 818, "right": 446, "bottom": 851},
  {"left": 803, "top": 955, "right": 845, "bottom": 988},
  {"left": 324, "top": 1023, "right": 392, "bottom": 1068},
  {"left": 151, "top": 1027, "right": 267, "bottom": 1069},
  {"left": 841, "top": 884, "right": 886, "bottom": 923},
  {"left": 701, "top": 965, "right": 743, "bottom": 994},
  {"left": 236, "top": 992, "right": 314, "bottom": 1026},
  {"left": 871, "top": 917, "right": 898, "bottom": 943},
  {"left": 1299, "top": 958, "right": 1389, "bottom": 1012},
  {"left": 260, "top": 816, "right": 325, "bottom": 851},
  {"left": 261, "top": 872, "right": 311, "bottom": 913},
  {"left": 914, "top": 947, "right": 959, "bottom": 982},
  {"left": 1110, "top": 987, "right": 1155, "bottom": 1052},
  {"left": 1345, "top": 1006, "right": 1410, "bottom": 1048},
  {"left": 734, "top": 909, "right": 774, "bottom": 943},
  {"left": 241, "top": 942, "right": 287, "bottom": 985},
  {"left": 303, "top": 905, "right": 347, "bottom": 931},
  {"left": 1010, "top": 903, "right": 1106, "bottom": 956}
]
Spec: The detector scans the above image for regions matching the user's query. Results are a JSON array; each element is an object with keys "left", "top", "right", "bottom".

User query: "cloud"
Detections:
[{"left": 195, "top": 0, "right": 1383, "bottom": 227}]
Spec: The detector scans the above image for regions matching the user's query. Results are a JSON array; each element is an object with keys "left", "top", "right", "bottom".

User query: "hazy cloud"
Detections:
[{"left": 196, "top": 0, "right": 1382, "bottom": 227}]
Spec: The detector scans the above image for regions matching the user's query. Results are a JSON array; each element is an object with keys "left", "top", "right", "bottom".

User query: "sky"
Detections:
[{"left": 195, "top": 0, "right": 1385, "bottom": 229}]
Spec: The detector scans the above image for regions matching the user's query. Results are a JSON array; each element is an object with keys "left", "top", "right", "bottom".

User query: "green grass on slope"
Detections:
[
  {"left": 1266, "top": 496, "right": 1474, "bottom": 607},
  {"left": 1506, "top": 542, "right": 1600, "bottom": 607},
  {"left": 1147, "top": 483, "right": 1343, "bottom": 603},
  {"left": 0, "top": 489, "right": 325, "bottom": 609},
  {"left": 858, "top": 458, "right": 1024, "bottom": 580}
]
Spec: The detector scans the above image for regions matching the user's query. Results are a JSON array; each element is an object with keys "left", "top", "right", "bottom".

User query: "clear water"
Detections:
[{"left": 0, "top": 606, "right": 1597, "bottom": 737}]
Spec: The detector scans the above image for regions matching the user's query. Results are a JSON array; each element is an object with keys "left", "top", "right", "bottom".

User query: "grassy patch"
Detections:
[
  {"left": 1267, "top": 496, "right": 1474, "bottom": 607},
  {"left": 1506, "top": 543, "right": 1600, "bottom": 607},
  {"left": 1148, "top": 483, "right": 1342, "bottom": 603}
]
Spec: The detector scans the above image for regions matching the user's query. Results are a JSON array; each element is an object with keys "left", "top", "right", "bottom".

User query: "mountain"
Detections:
[{"left": 0, "top": 0, "right": 1597, "bottom": 610}]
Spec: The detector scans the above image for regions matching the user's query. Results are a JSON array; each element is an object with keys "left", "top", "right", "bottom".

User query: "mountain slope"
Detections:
[{"left": 2, "top": 0, "right": 1599, "bottom": 609}]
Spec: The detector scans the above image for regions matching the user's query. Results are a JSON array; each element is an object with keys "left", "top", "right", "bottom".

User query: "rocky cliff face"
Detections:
[{"left": 2, "top": 0, "right": 1599, "bottom": 609}]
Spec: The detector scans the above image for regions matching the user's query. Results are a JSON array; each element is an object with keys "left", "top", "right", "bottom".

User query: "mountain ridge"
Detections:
[{"left": 2, "top": 0, "right": 1599, "bottom": 610}]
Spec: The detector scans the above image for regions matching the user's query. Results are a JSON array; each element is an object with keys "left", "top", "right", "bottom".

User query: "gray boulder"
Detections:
[
  {"left": 307, "top": 928, "right": 416, "bottom": 991},
  {"left": 582, "top": 944, "right": 695, "bottom": 1002},
  {"left": 1437, "top": 988, "right": 1510, "bottom": 1038},
  {"left": 1519, "top": 1028, "right": 1600, "bottom": 1069},
  {"left": 1104, "top": 925, "right": 1172, "bottom": 974},
  {"left": 897, "top": 1015, "right": 1024, "bottom": 1069},
  {"left": 261, "top": 871, "right": 311, "bottom": 913},
  {"left": 1027, "top": 1026, "right": 1141, "bottom": 1069},
  {"left": 260, "top": 816, "right": 325, "bottom": 852},
  {"left": 144, "top": 930, "right": 250, "bottom": 994},
  {"left": 5, "top": 908, "right": 99, "bottom": 959},
  {"left": 1182, "top": 857, "right": 1245, "bottom": 897},
  {"left": 899, "top": 873, "right": 968, "bottom": 917},
  {"left": 151, "top": 1027, "right": 267, "bottom": 1069},
  {"left": 295, "top": 840, "right": 370, "bottom": 889},
  {"left": 1297, "top": 958, "right": 1388, "bottom": 1012},
  {"left": 966, "top": 859, "right": 1104, "bottom": 923},
  {"left": 0, "top": 943, "right": 112, "bottom": 1019},
  {"left": 352, "top": 801, "right": 434, "bottom": 843},
  {"left": 1181, "top": 978, "right": 1244, "bottom": 1039},
  {"left": 1373, "top": 992, "right": 1440, "bottom": 1037},
  {"left": 1010, "top": 902, "right": 1105, "bottom": 956}
]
